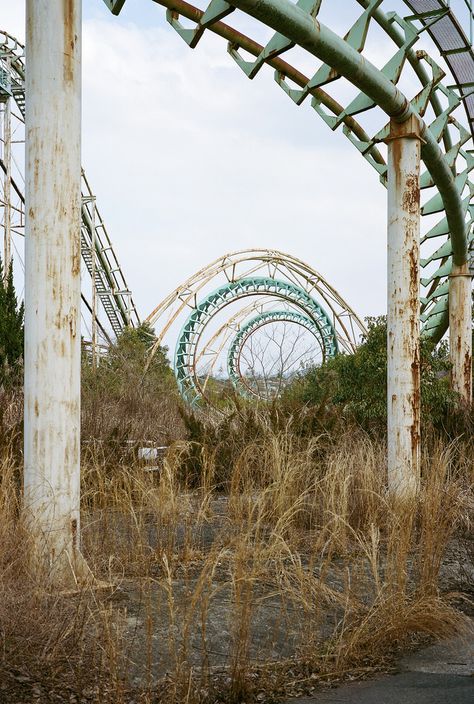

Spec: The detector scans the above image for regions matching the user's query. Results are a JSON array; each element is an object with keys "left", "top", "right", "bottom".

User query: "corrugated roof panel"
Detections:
[
  {"left": 463, "top": 92, "right": 474, "bottom": 120},
  {"left": 429, "top": 16, "right": 466, "bottom": 50},
  {"left": 403, "top": 0, "right": 474, "bottom": 137},
  {"left": 447, "top": 51, "right": 474, "bottom": 85},
  {"left": 407, "top": 0, "right": 446, "bottom": 11}
]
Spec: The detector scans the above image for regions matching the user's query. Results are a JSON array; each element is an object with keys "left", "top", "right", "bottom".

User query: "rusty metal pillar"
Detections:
[
  {"left": 449, "top": 264, "right": 472, "bottom": 405},
  {"left": 386, "top": 115, "right": 422, "bottom": 499},
  {"left": 24, "top": 0, "right": 90, "bottom": 584}
]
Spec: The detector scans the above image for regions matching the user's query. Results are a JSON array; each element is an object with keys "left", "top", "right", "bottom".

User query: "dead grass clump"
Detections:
[
  {"left": 0, "top": 490, "right": 99, "bottom": 701},
  {"left": 0, "top": 407, "right": 472, "bottom": 703},
  {"left": 330, "top": 593, "right": 464, "bottom": 677},
  {"left": 0, "top": 386, "right": 22, "bottom": 483},
  {"left": 81, "top": 349, "right": 185, "bottom": 471}
]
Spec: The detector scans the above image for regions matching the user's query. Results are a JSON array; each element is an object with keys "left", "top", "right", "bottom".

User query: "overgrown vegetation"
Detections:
[
  {"left": 0, "top": 315, "right": 473, "bottom": 703},
  {"left": 0, "top": 407, "right": 472, "bottom": 702},
  {"left": 284, "top": 316, "right": 463, "bottom": 435},
  {"left": 0, "top": 256, "right": 24, "bottom": 388},
  {"left": 81, "top": 323, "right": 184, "bottom": 466}
]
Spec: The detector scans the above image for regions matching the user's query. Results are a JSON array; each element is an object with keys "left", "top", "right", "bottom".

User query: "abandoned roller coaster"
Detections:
[{"left": 1, "top": 0, "right": 473, "bottom": 582}]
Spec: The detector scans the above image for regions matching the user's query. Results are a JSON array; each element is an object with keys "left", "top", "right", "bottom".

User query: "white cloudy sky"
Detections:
[{"left": 1, "top": 0, "right": 470, "bottom": 326}]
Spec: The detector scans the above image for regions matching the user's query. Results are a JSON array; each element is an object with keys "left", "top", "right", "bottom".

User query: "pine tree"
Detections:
[{"left": 0, "top": 255, "right": 24, "bottom": 384}]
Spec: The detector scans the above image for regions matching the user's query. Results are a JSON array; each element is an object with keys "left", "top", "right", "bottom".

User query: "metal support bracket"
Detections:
[
  {"left": 167, "top": 0, "right": 234, "bottom": 49},
  {"left": 102, "top": 0, "right": 127, "bottom": 15}
]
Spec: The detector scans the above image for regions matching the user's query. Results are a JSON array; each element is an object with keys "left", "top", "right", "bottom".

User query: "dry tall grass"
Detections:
[{"left": 0, "top": 398, "right": 472, "bottom": 703}]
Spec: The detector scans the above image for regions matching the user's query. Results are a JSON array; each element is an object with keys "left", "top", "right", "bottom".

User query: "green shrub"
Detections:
[
  {"left": 0, "top": 256, "right": 24, "bottom": 387},
  {"left": 81, "top": 323, "right": 184, "bottom": 457},
  {"left": 284, "top": 317, "right": 461, "bottom": 434}
]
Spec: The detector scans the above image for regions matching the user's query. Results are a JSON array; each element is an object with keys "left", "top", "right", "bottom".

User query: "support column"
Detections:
[
  {"left": 449, "top": 263, "right": 472, "bottom": 406},
  {"left": 24, "top": 0, "right": 90, "bottom": 584},
  {"left": 386, "top": 115, "right": 422, "bottom": 499}
]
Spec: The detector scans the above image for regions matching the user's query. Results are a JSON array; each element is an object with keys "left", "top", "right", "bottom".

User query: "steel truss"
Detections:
[
  {"left": 146, "top": 248, "right": 365, "bottom": 405},
  {"left": 0, "top": 30, "right": 140, "bottom": 340},
  {"left": 138, "top": 0, "right": 474, "bottom": 346}
]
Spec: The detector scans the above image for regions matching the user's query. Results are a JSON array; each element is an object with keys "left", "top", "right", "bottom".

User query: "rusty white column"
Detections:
[
  {"left": 386, "top": 115, "right": 422, "bottom": 499},
  {"left": 24, "top": 0, "right": 90, "bottom": 584},
  {"left": 449, "top": 263, "right": 472, "bottom": 405}
]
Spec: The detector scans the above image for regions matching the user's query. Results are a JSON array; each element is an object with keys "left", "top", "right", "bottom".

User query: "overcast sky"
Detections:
[{"left": 2, "top": 0, "right": 470, "bottom": 328}]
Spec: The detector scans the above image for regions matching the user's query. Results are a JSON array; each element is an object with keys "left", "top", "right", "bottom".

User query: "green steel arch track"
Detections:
[
  {"left": 145, "top": 248, "right": 366, "bottom": 404},
  {"left": 108, "top": 0, "right": 474, "bottom": 344},
  {"left": 175, "top": 276, "right": 338, "bottom": 404},
  {"left": 0, "top": 30, "right": 140, "bottom": 337},
  {"left": 227, "top": 309, "right": 324, "bottom": 398}
]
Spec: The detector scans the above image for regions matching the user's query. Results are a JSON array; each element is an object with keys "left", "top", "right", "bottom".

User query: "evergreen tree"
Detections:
[{"left": 0, "top": 255, "right": 24, "bottom": 384}]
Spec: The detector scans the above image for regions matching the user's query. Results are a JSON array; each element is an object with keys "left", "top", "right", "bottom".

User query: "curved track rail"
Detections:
[
  {"left": 0, "top": 30, "right": 140, "bottom": 338},
  {"left": 146, "top": 248, "right": 366, "bottom": 404},
  {"left": 144, "top": 0, "right": 474, "bottom": 344},
  {"left": 176, "top": 275, "right": 338, "bottom": 403},
  {"left": 227, "top": 309, "right": 323, "bottom": 399}
]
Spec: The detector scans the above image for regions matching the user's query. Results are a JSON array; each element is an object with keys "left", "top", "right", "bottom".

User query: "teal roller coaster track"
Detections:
[{"left": 2, "top": 0, "right": 474, "bottom": 405}]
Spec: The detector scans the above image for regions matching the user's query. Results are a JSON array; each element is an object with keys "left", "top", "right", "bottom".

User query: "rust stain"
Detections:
[
  {"left": 463, "top": 351, "right": 472, "bottom": 402},
  {"left": 72, "top": 238, "right": 81, "bottom": 277},
  {"left": 391, "top": 135, "right": 402, "bottom": 192},
  {"left": 69, "top": 311, "right": 77, "bottom": 339},
  {"left": 408, "top": 245, "right": 419, "bottom": 302},
  {"left": 34, "top": 400, "right": 39, "bottom": 418},
  {"left": 402, "top": 174, "right": 420, "bottom": 214},
  {"left": 71, "top": 518, "right": 77, "bottom": 550},
  {"left": 411, "top": 346, "right": 421, "bottom": 460},
  {"left": 63, "top": 0, "right": 76, "bottom": 84}
]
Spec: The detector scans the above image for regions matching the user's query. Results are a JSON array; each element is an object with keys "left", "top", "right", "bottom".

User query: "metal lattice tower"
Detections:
[{"left": 0, "top": 29, "right": 140, "bottom": 340}]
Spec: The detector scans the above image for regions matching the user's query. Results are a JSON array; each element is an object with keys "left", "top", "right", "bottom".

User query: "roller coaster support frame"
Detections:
[
  {"left": 228, "top": 0, "right": 472, "bottom": 484},
  {"left": 387, "top": 116, "right": 421, "bottom": 499},
  {"left": 24, "top": 0, "right": 91, "bottom": 585}
]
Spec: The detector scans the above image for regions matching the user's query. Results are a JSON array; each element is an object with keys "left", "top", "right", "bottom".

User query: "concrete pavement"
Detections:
[{"left": 285, "top": 628, "right": 474, "bottom": 703}]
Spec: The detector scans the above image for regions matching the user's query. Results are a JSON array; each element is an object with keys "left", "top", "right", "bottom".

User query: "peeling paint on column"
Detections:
[
  {"left": 386, "top": 116, "right": 422, "bottom": 499},
  {"left": 24, "top": 0, "right": 91, "bottom": 585},
  {"left": 449, "top": 262, "right": 472, "bottom": 405}
]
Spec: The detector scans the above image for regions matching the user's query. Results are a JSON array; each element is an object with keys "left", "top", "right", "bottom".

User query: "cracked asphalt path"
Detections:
[{"left": 285, "top": 627, "right": 474, "bottom": 704}]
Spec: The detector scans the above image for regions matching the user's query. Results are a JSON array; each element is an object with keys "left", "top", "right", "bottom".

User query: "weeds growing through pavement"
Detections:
[{"left": 0, "top": 397, "right": 472, "bottom": 703}]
